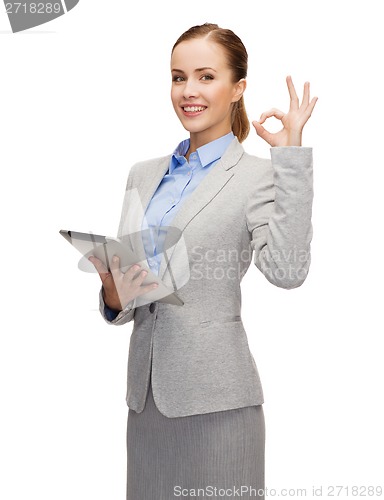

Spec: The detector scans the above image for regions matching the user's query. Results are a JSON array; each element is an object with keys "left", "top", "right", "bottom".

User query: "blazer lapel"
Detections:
[
  {"left": 122, "top": 138, "right": 244, "bottom": 285},
  {"left": 156, "top": 138, "right": 244, "bottom": 281}
]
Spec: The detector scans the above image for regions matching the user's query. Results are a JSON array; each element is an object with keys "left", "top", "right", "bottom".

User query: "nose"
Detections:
[{"left": 183, "top": 79, "right": 199, "bottom": 99}]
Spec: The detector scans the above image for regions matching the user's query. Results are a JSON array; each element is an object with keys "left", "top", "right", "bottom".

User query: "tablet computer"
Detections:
[{"left": 59, "top": 229, "right": 184, "bottom": 307}]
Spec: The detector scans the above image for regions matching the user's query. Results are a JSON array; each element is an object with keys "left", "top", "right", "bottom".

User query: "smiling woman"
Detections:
[
  {"left": 88, "top": 21, "right": 317, "bottom": 500},
  {"left": 170, "top": 26, "right": 249, "bottom": 156}
]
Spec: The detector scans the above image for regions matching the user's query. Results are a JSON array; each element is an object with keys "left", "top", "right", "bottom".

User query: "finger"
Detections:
[
  {"left": 299, "top": 96, "right": 319, "bottom": 125},
  {"left": 259, "top": 108, "right": 285, "bottom": 124},
  {"left": 128, "top": 265, "right": 156, "bottom": 289},
  {"left": 286, "top": 75, "right": 299, "bottom": 111},
  {"left": 252, "top": 121, "right": 275, "bottom": 146},
  {"left": 88, "top": 256, "right": 111, "bottom": 284},
  {"left": 122, "top": 263, "right": 143, "bottom": 282},
  {"left": 124, "top": 265, "right": 158, "bottom": 297},
  {"left": 132, "top": 267, "right": 149, "bottom": 285},
  {"left": 136, "top": 281, "right": 159, "bottom": 297},
  {"left": 110, "top": 255, "right": 123, "bottom": 282},
  {"left": 303, "top": 96, "right": 318, "bottom": 120},
  {"left": 300, "top": 81, "right": 310, "bottom": 109}
]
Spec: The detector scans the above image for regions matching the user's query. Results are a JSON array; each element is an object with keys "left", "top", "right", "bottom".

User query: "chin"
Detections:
[
  {"left": 179, "top": 120, "right": 208, "bottom": 135},
  {"left": 182, "top": 125, "right": 204, "bottom": 134}
]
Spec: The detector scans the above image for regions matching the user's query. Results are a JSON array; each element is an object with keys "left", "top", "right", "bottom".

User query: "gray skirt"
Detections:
[{"left": 126, "top": 377, "right": 265, "bottom": 500}]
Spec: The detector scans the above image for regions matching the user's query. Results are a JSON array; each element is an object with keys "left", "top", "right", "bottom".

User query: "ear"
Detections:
[{"left": 232, "top": 78, "right": 247, "bottom": 103}]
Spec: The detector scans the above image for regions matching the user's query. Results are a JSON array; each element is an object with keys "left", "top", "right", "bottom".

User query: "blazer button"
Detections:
[{"left": 149, "top": 302, "right": 155, "bottom": 313}]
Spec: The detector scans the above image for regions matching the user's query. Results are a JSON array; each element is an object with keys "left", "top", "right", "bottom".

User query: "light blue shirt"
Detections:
[
  {"left": 104, "top": 132, "right": 235, "bottom": 320},
  {"left": 141, "top": 131, "right": 235, "bottom": 275}
]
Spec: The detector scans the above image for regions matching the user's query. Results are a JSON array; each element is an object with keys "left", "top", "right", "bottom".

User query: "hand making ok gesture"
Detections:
[{"left": 252, "top": 75, "right": 318, "bottom": 147}]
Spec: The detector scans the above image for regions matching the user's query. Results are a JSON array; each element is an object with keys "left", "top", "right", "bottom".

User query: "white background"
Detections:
[{"left": 1, "top": 0, "right": 383, "bottom": 498}]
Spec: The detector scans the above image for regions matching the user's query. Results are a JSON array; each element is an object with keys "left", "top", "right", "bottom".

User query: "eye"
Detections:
[
  {"left": 172, "top": 75, "right": 184, "bottom": 82},
  {"left": 201, "top": 74, "right": 214, "bottom": 81}
]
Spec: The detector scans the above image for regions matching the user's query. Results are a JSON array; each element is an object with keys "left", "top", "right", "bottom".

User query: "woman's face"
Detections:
[{"left": 170, "top": 37, "right": 245, "bottom": 147}]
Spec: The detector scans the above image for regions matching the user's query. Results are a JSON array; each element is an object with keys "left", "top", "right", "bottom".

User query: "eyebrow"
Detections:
[{"left": 171, "top": 67, "right": 217, "bottom": 73}]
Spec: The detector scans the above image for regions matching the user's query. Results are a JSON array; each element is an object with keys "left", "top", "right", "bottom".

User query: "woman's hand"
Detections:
[
  {"left": 252, "top": 75, "right": 318, "bottom": 147},
  {"left": 88, "top": 255, "right": 158, "bottom": 311}
]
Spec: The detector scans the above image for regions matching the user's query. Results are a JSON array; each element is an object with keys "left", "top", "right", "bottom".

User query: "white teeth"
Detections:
[{"left": 183, "top": 106, "right": 206, "bottom": 112}]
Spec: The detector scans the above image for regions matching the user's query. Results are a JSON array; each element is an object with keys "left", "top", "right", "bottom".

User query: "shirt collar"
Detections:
[{"left": 170, "top": 131, "right": 235, "bottom": 174}]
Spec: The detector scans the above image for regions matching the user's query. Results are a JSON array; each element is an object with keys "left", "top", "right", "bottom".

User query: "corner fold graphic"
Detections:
[
  {"left": 63, "top": 0, "right": 79, "bottom": 12},
  {"left": 5, "top": 0, "right": 80, "bottom": 33}
]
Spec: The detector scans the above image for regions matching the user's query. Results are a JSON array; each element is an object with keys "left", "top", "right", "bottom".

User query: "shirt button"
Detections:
[{"left": 149, "top": 302, "right": 155, "bottom": 313}]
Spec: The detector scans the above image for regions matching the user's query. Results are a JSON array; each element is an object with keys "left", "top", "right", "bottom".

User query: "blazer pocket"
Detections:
[{"left": 199, "top": 315, "right": 242, "bottom": 328}]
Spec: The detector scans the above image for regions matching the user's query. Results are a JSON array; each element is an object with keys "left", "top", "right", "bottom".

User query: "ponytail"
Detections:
[{"left": 232, "top": 96, "right": 250, "bottom": 143}]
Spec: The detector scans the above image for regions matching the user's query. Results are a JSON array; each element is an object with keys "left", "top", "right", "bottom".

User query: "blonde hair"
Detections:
[{"left": 172, "top": 23, "right": 250, "bottom": 143}]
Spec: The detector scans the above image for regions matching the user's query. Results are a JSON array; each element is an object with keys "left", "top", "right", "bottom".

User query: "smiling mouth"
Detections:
[{"left": 182, "top": 105, "right": 207, "bottom": 114}]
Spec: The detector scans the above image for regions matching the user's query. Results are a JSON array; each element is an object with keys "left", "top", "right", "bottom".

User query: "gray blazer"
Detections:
[{"left": 99, "top": 138, "right": 314, "bottom": 418}]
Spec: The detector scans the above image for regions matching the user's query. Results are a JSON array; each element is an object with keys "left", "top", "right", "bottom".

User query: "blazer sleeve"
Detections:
[
  {"left": 246, "top": 146, "right": 314, "bottom": 289},
  {"left": 98, "top": 163, "right": 139, "bottom": 326},
  {"left": 99, "top": 288, "right": 136, "bottom": 325}
]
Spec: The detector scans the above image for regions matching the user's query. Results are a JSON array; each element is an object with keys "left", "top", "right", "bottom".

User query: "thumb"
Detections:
[{"left": 252, "top": 120, "right": 273, "bottom": 143}]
